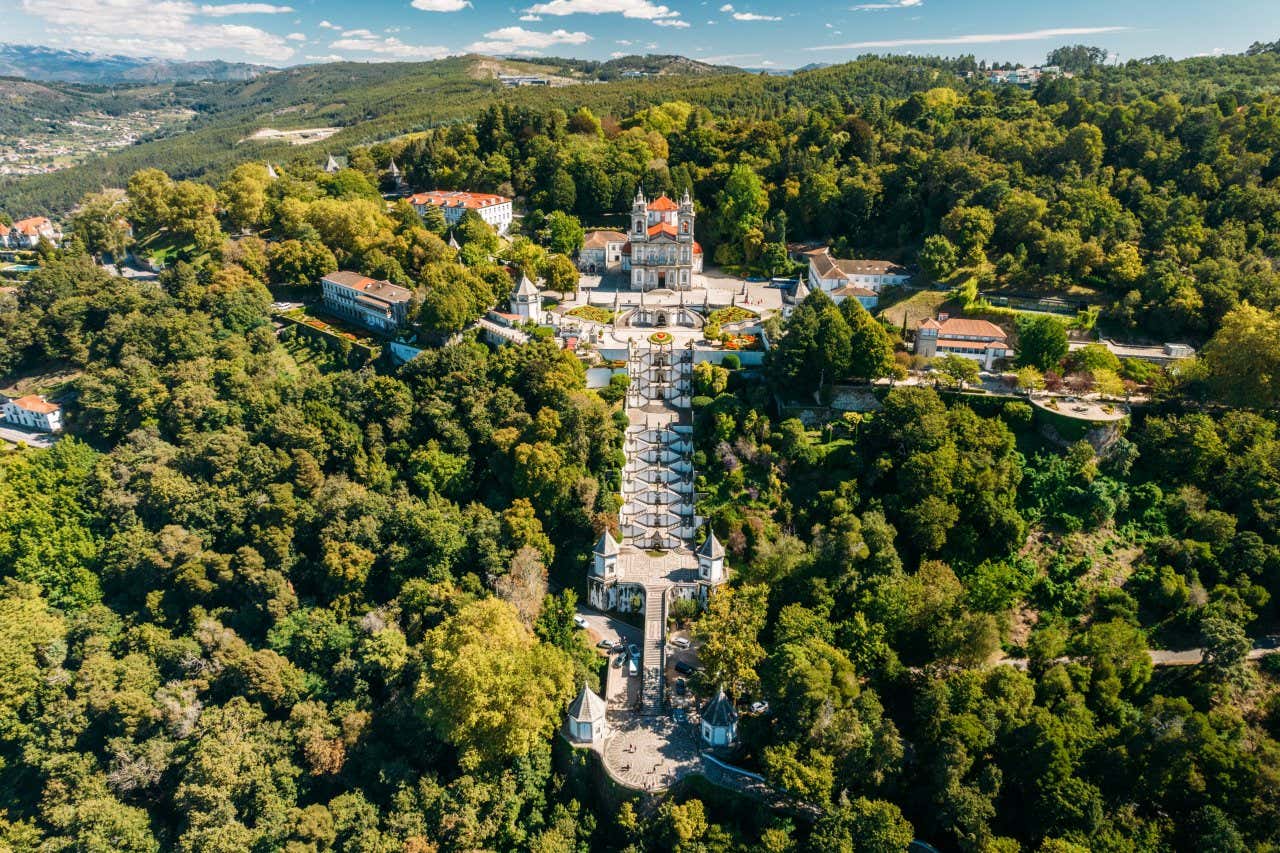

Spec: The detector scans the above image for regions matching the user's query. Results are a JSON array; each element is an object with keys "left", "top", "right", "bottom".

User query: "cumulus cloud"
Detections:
[
  {"left": 410, "top": 0, "right": 471, "bottom": 10},
  {"left": 732, "top": 10, "right": 781, "bottom": 21},
  {"left": 318, "top": 19, "right": 341, "bottom": 29},
  {"left": 286, "top": 31, "right": 306, "bottom": 40},
  {"left": 523, "top": 0, "right": 680, "bottom": 21},
  {"left": 19, "top": 0, "right": 295, "bottom": 61},
  {"left": 329, "top": 32, "right": 452, "bottom": 59},
  {"left": 654, "top": 18, "right": 688, "bottom": 27},
  {"left": 199, "top": 2, "right": 292, "bottom": 15},
  {"left": 467, "top": 25, "right": 591, "bottom": 54},
  {"left": 809, "top": 25, "right": 1128, "bottom": 50}
]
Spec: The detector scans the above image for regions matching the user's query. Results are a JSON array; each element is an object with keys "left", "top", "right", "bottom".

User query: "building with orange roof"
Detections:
[
  {"left": 320, "top": 271, "right": 414, "bottom": 334},
  {"left": 619, "top": 188, "right": 702, "bottom": 291},
  {"left": 4, "top": 216, "right": 61, "bottom": 249},
  {"left": 915, "top": 313, "right": 1013, "bottom": 370},
  {"left": 407, "top": 190, "right": 513, "bottom": 235},
  {"left": 2, "top": 394, "right": 63, "bottom": 433}
]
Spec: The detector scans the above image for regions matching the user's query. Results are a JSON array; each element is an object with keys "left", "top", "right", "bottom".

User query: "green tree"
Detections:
[
  {"left": 69, "top": 190, "right": 134, "bottom": 261},
  {"left": 542, "top": 254, "right": 579, "bottom": 298},
  {"left": 840, "top": 298, "right": 895, "bottom": 381},
  {"left": 919, "top": 234, "right": 958, "bottom": 281},
  {"left": 1201, "top": 303, "right": 1280, "bottom": 408},
  {"left": 545, "top": 210, "right": 585, "bottom": 256},
  {"left": 417, "top": 598, "right": 575, "bottom": 769},
  {"left": 935, "top": 353, "right": 981, "bottom": 389},
  {"left": 695, "top": 584, "right": 768, "bottom": 698},
  {"left": 1016, "top": 315, "right": 1069, "bottom": 370}
]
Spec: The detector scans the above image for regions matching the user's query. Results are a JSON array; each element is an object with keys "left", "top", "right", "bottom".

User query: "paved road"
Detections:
[
  {"left": 576, "top": 605, "right": 642, "bottom": 648},
  {"left": 0, "top": 425, "right": 58, "bottom": 449},
  {"left": 998, "top": 635, "right": 1279, "bottom": 670}
]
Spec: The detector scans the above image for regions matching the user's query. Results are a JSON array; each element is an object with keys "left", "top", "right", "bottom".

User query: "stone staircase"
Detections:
[{"left": 641, "top": 585, "right": 666, "bottom": 715}]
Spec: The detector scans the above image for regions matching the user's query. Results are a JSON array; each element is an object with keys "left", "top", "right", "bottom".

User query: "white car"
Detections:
[
  {"left": 573, "top": 615, "right": 588, "bottom": 629},
  {"left": 628, "top": 657, "right": 639, "bottom": 677},
  {"left": 671, "top": 636, "right": 691, "bottom": 649}
]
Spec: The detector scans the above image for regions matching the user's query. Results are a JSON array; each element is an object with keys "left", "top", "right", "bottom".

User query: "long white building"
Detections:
[
  {"left": 320, "top": 271, "right": 413, "bottom": 334},
  {"left": 408, "top": 191, "right": 513, "bottom": 235}
]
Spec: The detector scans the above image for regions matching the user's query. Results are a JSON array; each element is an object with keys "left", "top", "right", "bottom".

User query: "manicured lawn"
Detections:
[
  {"left": 707, "top": 306, "right": 758, "bottom": 326},
  {"left": 566, "top": 305, "right": 614, "bottom": 324}
]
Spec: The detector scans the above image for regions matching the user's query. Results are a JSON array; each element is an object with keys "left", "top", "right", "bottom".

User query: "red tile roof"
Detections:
[
  {"left": 920, "top": 316, "right": 1007, "bottom": 339},
  {"left": 12, "top": 216, "right": 53, "bottom": 236},
  {"left": 407, "top": 190, "right": 509, "bottom": 209},
  {"left": 647, "top": 194, "right": 678, "bottom": 212},
  {"left": 582, "top": 230, "right": 628, "bottom": 249},
  {"left": 323, "top": 271, "right": 413, "bottom": 303},
  {"left": 647, "top": 223, "right": 678, "bottom": 238},
  {"left": 10, "top": 394, "right": 59, "bottom": 414}
]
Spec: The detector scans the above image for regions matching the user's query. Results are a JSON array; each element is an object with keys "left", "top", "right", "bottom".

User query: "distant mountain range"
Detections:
[{"left": 0, "top": 43, "right": 271, "bottom": 84}]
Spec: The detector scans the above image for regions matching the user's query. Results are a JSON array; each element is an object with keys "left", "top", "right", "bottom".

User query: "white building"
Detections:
[
  {"left": 577, "top": 230, "right": 629, "bottom": 273},
  {"left": 509, "top": 272, "right": 542, "bottom": 322},
  {"left": 621, "top": 189, "right": 703, "bottom": 291},
  {"left": 806, "top": 248, "right": 910, "bottom": 306},
  {"left": 4, "top": 216, "right": 61, "bottom": 249},
  {"left": 696, "top": 529, "right": 725, "bottom": 586},
  {"left": 2, "top": 395, "right": 62, "bottom": 432},
  {"left": 408, "top": 191, "right": 513, "bottom": 235},
  {"left": 700, "top": 687, "right": 739, "bottom": 747},
  {"left": 915, "top": 313, "right": 1013, "bottom": 370},
  {"left": 564, "top": 683, "right": 608, "bottom": 744},
  {"left": 320, "top": 271, "right": 413, "bottom": 334}
]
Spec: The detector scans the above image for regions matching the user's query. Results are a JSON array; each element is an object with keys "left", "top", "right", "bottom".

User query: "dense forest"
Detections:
[{"left": 1, "top": 43, "right": 1280, "bottom": 852}]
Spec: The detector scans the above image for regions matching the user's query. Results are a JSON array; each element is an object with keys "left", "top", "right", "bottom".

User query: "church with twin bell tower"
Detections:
[{"left": 624, "top": 188, "right": 702, "bottom": 291}]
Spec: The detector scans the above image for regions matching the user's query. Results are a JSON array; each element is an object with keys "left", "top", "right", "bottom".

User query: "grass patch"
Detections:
[{"left": 877, "top": 289, "right": 953, "bottom": 330}]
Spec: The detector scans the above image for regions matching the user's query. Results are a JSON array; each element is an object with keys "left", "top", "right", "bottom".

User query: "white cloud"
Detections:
[
  {"left": 610, "top": 51, "right": 625, "bottom": 57},
  {"left": 467, "top": 25, "right": 591, "bottom": 54},
  {"left": 524, "top": 0, "right": 680, "bottom": 21},
  {"left": 719, "top": 3, "right": 733, "bottom": 10},
  {"left": 305, "top": 54, "right": 346, "bottom": 61},
  {"left": 410, "top": 0, "right": 471, "bottom": 10},
  {"left": 616, "top": 39, "right": 633, "bottom": 44},
  {"left": 318, "top": 19, "right": 340, "bottom": 29},
  {"left": 19, "top": 0, "right": 295, "bottom": 61},
  {"left": 520, "top": 13, "right": 542, "bottom": 20},
  {"left": 654, "top": 18, "right": 688, "bottom": 27},
  {"left": 286, "top": 31, "right": 306, "bottom": 40},
  {"left": 329, "top": 33, "right": 451, "bottom": 59},
  {"left": 810, "top": 25, "right": 1129, "bottom": 50},
  {"left": 199, "top": 2, "right": 292, "bottom": 15},
  {"left": 852, "top": 0, "right": 921, "bottom": 9},
  {"left": 732, "top": 11, "right": 780, "bottom": 21}
]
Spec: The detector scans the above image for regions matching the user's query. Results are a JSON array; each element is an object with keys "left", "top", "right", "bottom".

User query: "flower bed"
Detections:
[
  {"left": 649, "top": 331, "right": 673, "bottom": 345},
  {"left": 566, "top": 305, "right": 613, "bottom": 324},
  {"left": 723, "top": 333, "right": 761, "bottom": 351},
  {"left": 708, "top": 306, "right": 758, "bottom": 327}
]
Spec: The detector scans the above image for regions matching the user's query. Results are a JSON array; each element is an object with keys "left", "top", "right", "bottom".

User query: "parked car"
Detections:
[
  {"left": 613, "top": 653, "right": 625, "bottom": 668},
  {"left": 573, "top": 614, "right": 588, "bottom": 629},
  {"left": 596, "top": 638, "right": 614, "bottom": 649},
  {"left": 674, "top": 678, "right": 687, "bottom": 696},
  {"left": 628, "top": 643, "right": 640, "bottom": 660},
  {"left": 671, "top": 636, "right": 690, "bottom": 649},
  {"left": 628, "top": 657, "right": 639, "bottom": 677},
  {"left": 750, "top": 701, "right": 769, "bottom": 714},
  {"left": 674, "top": 660, "right": 696, "bottom": 675},
  {"left": 672, "top": 708, "right": 687, "bottom": 722}
]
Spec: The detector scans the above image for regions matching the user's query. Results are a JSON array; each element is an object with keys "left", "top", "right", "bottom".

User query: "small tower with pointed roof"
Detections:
[
  {"left": 700, "top": 686, "right": 739, "bottom": 747},
  {"left": 387, "top": 158, "right": 408, "bottom": 195},
  {"left": 697, "top": 527, "right": 725, "bottom": 585},
  {"left": 510, "top": 272, "right": 541, "bottom": 322},
  {"left": 591, "top": 530, "right": 619, "bottom": 580},
  {"left": 565, "top": 683, "right": 608, "bottom": 744},
  {"left": 323, "top": 154, "right": 340, "bottom": 174}
]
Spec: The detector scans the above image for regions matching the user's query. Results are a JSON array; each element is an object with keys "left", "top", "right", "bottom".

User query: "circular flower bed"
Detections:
[{"left": 649, "top": 331, "right": 673, "bottom": 345}]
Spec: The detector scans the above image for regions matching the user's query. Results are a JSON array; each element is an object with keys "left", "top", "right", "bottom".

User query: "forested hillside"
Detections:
[{"left": 2, "top": 43, "right": 1280, "bottom": 852}]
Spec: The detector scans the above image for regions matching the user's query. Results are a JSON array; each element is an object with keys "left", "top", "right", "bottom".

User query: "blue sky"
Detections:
[{"left": 3, "top": 0, "right": 1278, "bottom": 69}]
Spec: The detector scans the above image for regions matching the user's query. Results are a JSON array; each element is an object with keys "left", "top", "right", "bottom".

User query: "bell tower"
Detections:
[{"left": 632, "top": 187, "right": 648, "bottom": 237}]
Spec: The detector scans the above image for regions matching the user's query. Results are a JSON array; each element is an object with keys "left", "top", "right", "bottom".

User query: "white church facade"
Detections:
[{"left": 579, "top": 189, "right": 703, "bottom": 289}]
